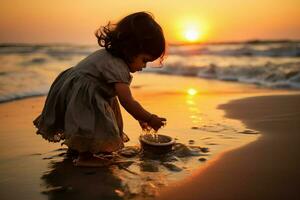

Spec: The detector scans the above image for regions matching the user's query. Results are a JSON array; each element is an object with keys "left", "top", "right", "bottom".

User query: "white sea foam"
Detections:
[{"left": 0, "top": 42, "right": 300, "bottom": 103}]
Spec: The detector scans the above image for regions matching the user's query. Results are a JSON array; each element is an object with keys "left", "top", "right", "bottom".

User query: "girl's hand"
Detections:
[
  {"left": 139, "top": 121, "right": 151, "bottom": 131},
  {"left": 147, "top": 114, "right": 167, "bottom": 131}
]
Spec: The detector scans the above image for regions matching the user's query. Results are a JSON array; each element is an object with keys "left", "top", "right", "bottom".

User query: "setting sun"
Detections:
[
  {"left": 176, "top": 17, "right": 209, "bottom": 43},
  {"left": 184, "top": 28, "right": 200, "bottom": 42}
]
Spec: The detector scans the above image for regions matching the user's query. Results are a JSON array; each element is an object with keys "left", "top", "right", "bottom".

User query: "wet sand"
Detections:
[
  {"left": 156, "top": 94, "right": 300, "bottom": 200},
  {"left": 0, "top": 74, "right": 298, "bottom": 199}
]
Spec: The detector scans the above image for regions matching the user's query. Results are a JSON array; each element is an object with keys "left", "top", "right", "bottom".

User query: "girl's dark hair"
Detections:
[{"left": 95, "top": 12, "right": 165, "bottom": 64}]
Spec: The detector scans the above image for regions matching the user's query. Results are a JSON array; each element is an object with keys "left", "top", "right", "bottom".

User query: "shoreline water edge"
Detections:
[
  {"left": 156, "top": 93, "right": 300, "bottom": 200},
  {"left": 1, "top": 73, "right": 299, "bottom": 199}
]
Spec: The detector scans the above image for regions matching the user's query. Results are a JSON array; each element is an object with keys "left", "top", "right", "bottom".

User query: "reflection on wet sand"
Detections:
[
  {"left": 40, "top": 143, "right": 210, "bottom": 200},
  {"left": 41, "top": 150, "right": 123, "bottom": 200}
]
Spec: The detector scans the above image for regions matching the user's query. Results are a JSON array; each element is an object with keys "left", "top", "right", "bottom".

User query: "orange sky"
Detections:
[{"left": 1, "top": 0, "right": 299, "bottom": 44}]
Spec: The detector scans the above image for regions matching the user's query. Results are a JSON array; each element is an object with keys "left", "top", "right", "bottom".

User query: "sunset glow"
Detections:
[{"left": 0, "top": 0, "right": 299, "bottom": 44}]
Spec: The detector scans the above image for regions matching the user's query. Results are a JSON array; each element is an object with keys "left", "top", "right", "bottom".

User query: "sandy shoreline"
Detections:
[
  {"left": 157, "top": 94, "right": 300, "bottom": 200},
  {"left": 1, "top": 74, "right": 299, "bottom": 199}
]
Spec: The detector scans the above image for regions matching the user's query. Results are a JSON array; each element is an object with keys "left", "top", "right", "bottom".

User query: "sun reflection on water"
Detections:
[
  {"left": 185, "top": 88, "right": 202, "bottom": 125},
  {"left": 187, "top": 88, "right": 198, "bottom": 96}
]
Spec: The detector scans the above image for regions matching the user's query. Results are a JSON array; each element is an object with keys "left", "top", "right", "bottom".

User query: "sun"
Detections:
[
  {"left": 177, "top": 18, "right": 208, "bottom": 43},
  {"left": 183, "top": 25, "right": 202, "bottom": 42},
  {"left": 184, "top": 28, "right": 200, "bottom": 42}
]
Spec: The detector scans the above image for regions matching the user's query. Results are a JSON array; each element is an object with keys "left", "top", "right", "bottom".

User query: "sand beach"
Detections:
[
  {"left": 1, "top": 73, "right": 299, "bottom": 199},
  {"left": 157, "top": 93, "right": 300, "bottom": 200}
]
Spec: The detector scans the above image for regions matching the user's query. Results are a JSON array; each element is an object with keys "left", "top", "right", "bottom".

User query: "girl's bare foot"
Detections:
[{"left": 73, "top": 152, "right": 112, "bottom": 167}]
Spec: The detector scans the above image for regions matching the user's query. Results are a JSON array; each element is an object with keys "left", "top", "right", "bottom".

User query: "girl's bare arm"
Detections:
[{"left": 115, "top": 82, "right": 152, "bottom": 122}]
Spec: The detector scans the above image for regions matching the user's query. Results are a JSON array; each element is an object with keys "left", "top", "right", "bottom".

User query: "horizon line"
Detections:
[{"left": 1, "top": 38, "right": 300, "bottom": 46}]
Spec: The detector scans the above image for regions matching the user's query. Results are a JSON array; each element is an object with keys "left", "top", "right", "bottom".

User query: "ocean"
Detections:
[{"left": 0, "top": 41, "right": 299, "bottom": 103}]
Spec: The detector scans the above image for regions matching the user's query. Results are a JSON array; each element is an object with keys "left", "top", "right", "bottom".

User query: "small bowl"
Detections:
[{"left": 139, "top": 134, "right": 175, "bottom": 154}]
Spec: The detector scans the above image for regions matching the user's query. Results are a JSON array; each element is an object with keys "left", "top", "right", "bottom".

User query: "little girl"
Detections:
[{"left": 33, "top": 12, "right": 166, "bottom": 167}]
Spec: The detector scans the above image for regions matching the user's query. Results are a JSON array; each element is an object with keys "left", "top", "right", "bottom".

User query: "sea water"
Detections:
[{"left": 0, "top": 41, "right": 300, "bottom": 103}]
